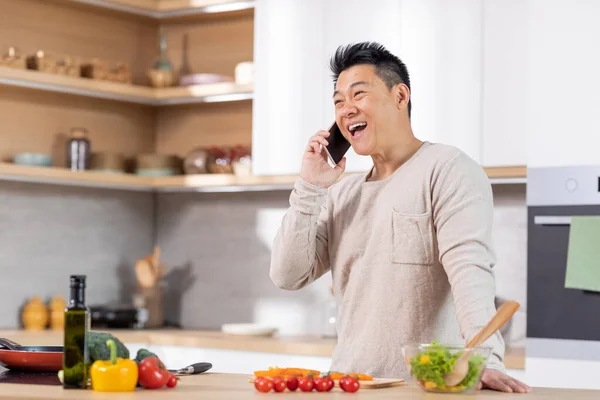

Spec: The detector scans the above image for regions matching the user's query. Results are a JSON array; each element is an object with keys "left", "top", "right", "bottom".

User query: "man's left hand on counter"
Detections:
[{"left": 477, "top": 369, "right": 531, "bottom": 393}]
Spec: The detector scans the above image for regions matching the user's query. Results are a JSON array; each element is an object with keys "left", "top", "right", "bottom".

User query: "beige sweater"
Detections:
[{"left": 270, "top": 141, "right": 505, "bottom": 379}]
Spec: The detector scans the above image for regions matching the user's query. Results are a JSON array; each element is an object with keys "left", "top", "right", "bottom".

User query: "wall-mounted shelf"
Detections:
[
  {"left": 0, "top": 163, "right": 528, "bottom": 193},
  {"left": 0, "top": 163, "right": 154, "bottom": 191},
  {"left": 0, "top": 67, "right": 253, "bottom": 105},
  {"left": 67, "top": 0, "right": 255, "bottom": 19}
]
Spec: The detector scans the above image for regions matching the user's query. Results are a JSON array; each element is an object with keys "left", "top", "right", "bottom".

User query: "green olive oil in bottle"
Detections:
[{"left": 62, "top": 275, "right": 90, "bottom": 389}]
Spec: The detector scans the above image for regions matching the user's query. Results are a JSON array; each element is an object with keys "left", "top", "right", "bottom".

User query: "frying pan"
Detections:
[{"left": 0, "top": 338, "right": 62, "bottom": 372}]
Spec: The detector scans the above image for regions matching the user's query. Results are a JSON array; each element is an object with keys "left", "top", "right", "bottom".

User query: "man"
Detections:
[{"left": 269, "top": 42, "right": 530, "bottom": 394}]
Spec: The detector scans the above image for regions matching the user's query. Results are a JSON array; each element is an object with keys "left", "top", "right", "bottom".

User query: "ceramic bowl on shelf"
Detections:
[
  {"left": 402, "top": 343, "right": 491, "bottom": 394},
  {"left": 135, "top": 168, "right": 177, "bottom": 177},
  {"left": 13, "top": 153, "right": 52, "bottom": 167}
]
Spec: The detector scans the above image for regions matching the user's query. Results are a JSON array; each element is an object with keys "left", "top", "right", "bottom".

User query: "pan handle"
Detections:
[{"left": 0, "top": 338, "right": 21, "bottom": 351}]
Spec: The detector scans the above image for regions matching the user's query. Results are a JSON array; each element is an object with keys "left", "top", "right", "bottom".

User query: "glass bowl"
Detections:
[{"left": 402, "top": 342, "right": 491, "bottom": 393}]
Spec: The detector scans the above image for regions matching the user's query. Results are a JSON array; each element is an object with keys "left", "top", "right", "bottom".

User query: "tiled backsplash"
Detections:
[
  {"left": 0, "top": 182, "right": 153, "bottom": 328},
  {"left": 156, "top": 183, "right": 528, "bottom": 344},
  {"left": 0, "top": 180, "right": 527, "bottom": 346}
]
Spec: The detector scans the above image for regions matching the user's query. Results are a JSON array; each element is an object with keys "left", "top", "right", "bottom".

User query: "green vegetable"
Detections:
[
  {"left": 134, "top": 348, "right": 159, "bottom": 364},
  {"left": 88, "top": 332, "right": 130, "bottom": 362},
  {"left": 409, "top": 341, "right": 485, "bottom": 391}
]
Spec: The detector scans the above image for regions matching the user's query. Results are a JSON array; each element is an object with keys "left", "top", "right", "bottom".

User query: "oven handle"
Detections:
[{"left": 533, "top": 216, "right": 572, "bottom": 226}]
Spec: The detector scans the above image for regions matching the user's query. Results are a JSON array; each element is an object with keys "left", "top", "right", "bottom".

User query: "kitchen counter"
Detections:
[
  {"left": 0, "top": 329, "right": 524, "bottom": 369},
  {"left": 0, "top": 373, "right": 598, "bottom": 399}
]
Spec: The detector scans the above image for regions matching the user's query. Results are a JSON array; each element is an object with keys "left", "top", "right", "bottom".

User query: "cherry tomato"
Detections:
[
  {"left": 286, "top": 376, "right": 299, "bottom": 391},
  {"left": 138, "top": 357, "right": 170, "bottom": 389},
  {"left": 340, "top": 376, "right": 360, "bottom": 393},
  {"left": 272, "top": 377, "right": 287, "bottom": 392},
  {"left": 254, "top": 377, "right": 274, "bottom": 393},
  {"left": 166, "top": 374, "right": 178, "bottom": 388},
  {"left": 325, "top": 376, "right": 335, "bottom": 391},
  {"left": 314, "top": 377, "right": 331, "bottom": 392},
  {"left": 298, "top": 376, "right": 314, "bottom": 392}
]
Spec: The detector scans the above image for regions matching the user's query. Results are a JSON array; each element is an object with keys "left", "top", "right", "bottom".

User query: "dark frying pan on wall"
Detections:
[{"left": 0, "top": 338, "right": 62, "bottom": 372}]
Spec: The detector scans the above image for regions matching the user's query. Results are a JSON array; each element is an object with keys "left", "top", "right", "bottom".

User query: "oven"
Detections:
[{"left": 525, "top": 165, "right": 600, "bottom": 389}]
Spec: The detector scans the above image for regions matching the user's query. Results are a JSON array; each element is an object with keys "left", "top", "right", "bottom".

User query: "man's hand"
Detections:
[
  {"left": 477, "top": 369, "right": 531, "bottom": 393},
  {"left": 300, "top": 130, "right": 346, "bottom": 188}
]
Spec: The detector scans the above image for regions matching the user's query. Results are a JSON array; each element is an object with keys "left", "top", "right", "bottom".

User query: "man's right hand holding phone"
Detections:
[{"left": 300, "top": 130, "right": 347, "bottom": 188}]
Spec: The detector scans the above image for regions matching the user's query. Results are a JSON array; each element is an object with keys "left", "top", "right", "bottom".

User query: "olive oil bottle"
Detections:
[{"left": 63, "top": 275, "right": 90, "bottom": 389}]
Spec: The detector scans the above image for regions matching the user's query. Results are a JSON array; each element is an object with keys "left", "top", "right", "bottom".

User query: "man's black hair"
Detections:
[{"left": 330, "top": 41, "right": 411, "bottom": 117}]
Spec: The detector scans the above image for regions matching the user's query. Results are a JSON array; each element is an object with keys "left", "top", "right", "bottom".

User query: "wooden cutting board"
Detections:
[
  {"left": 248, "top": 377, "right": 405, "bottom": 390},
  {"left": 356, "top": 378, "right": 405, "bottom": 389}
]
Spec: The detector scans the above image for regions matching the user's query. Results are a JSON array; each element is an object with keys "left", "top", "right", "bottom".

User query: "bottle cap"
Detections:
[{"left": 70, "top": 275, "right": 86, "bottom": 288}]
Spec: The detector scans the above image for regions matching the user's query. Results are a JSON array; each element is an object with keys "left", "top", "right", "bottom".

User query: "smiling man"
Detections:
[{"left": 269, "top": 42, "right": 530, "bottom": 394}]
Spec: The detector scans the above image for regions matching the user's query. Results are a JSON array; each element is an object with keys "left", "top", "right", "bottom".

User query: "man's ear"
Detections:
[{"left": 395, "top": 83, "right": 410, "bottom": 111}]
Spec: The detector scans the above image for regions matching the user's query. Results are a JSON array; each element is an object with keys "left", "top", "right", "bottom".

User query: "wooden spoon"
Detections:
[
  {"left": 135, "top": 258, "right": 157, "bottom": 288},
  {"left": 443, "top": 300, "right": 520, "bottom": 387}
]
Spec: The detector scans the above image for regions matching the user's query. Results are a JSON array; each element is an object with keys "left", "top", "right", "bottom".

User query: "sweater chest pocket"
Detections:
[{"left": 390, "top": 210, "right": 435, "bottom": 265}]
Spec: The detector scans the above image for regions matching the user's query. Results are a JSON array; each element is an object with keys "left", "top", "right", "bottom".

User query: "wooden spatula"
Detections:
[{"left": 443, "top": 300, "right": 520, "bottom": 387}]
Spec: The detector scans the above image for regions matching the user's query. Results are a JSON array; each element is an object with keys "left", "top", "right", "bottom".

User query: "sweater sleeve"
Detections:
[
  {"left": 431, "top": 152, "right": 506, "bottom": 373},
  {"left": 269, "top": 178, "right": 331, "bottom": 290}
]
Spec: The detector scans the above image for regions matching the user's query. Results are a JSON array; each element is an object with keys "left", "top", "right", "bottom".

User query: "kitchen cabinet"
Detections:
[
  {"left": 0, "top": 0, "right": 254, "bottom": 190},
  {"left": 525, "top": 0, "right": 600, "bottom": 168},
  {"left": 481, "top": 0, "right": 528, "bottom": 168},
  {"left": 252, "top": 0, "right": 484, "bottom": 176}
]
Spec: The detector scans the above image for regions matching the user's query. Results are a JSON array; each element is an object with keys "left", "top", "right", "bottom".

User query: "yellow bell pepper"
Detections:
[{"left": 90, "top": 339, "right": 138, "bottom": 392}]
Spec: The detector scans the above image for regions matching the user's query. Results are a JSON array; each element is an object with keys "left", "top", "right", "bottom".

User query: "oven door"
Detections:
[{"left": 527, "top": 205, "right": 600, "bottom": 341}]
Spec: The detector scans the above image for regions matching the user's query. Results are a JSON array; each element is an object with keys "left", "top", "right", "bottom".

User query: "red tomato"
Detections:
[
  {"left": 254, "top": 377, "right": 274, "bottom": 393},
  {"left": 138, "top": 357, "right": 170, "bottom": 389},
  {"left": 286, "top": 376, "right": 299, "bottom": 391},
  {"left": 325, "top": 376, "right": 335, "bottom": 391},
  {"left": 298, "top": 376, "right": 314, "bottom": 392},
  {"left": 314, "top": 377, "right": 331, "bottom": 392},
  {"left": 272, "top": 377, "right": 287, "bottom": 392},
  {"left": 340, "top": 376, "right": 360, "bottom": 393},
  {"left": 166, "top": 374, "right": 178, "bottom": 388}
]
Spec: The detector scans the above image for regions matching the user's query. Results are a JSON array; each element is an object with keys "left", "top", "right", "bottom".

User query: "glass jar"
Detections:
[{"left": 67, "top": 128, "right": 91, "bottom": 171}]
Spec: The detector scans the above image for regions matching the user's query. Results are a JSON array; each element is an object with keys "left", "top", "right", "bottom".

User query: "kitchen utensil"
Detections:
[
  {"left": 443, "top": 300, "right": 520, "bottom": 387},
  {"left": 168, "top": 362, "right": 212, "bottom": 376},
  {"left": 0, "top": 338, "right": 62, "bottom": 372},
  {"left": 0, "top": 369, "right": 61, "bottom": 386},
  {"left": 349, "top": 378, "right": 404, "bottom": 389},
  {"left": 135, "top": 258, "right": 157, "bottom": 288},
  {"left": 151, "top": 246, "right": 161, "bottom": 277}
]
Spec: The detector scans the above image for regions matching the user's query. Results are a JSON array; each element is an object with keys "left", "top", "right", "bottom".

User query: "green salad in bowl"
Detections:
[{"left": 402, "top": 341, "right": 491, "bottom": 393}]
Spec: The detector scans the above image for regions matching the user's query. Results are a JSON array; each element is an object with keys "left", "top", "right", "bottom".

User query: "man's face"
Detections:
[{"left": 333, "top": 64, "right": 398, "bottom": 156}]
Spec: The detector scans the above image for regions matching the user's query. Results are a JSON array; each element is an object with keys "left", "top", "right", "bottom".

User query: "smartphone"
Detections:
[{"left": 323, "top": 122, "right": 350, "bottom": 168}]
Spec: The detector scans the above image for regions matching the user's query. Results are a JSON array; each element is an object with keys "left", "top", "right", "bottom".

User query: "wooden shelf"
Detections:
[
  {"left": 0, "top": 67, "right": 253, "bottom": 105},
  {"left": 0, "top": 163, "right": 154, "bottom": 191},
  {"left": 0, "top": 164, "right": 528, "bottom": 192},
  {"left": 66, "top": 0, "right": 255, "bottom": 19}
]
